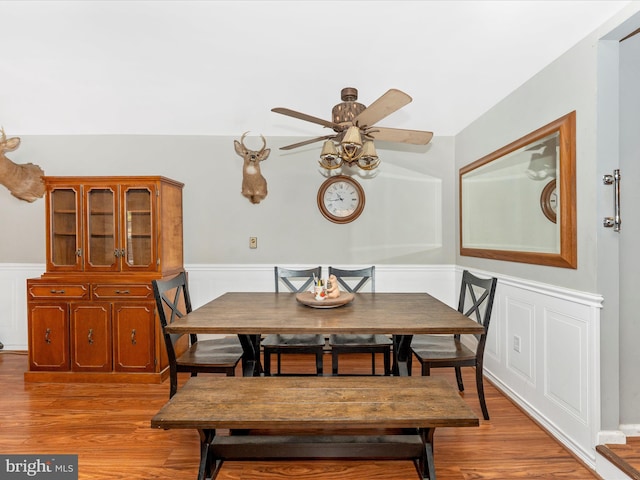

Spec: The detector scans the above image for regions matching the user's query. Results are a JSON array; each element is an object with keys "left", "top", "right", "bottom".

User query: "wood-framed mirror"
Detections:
[{"left": 460, "top": 111, "right": 576, "bottom": 268}]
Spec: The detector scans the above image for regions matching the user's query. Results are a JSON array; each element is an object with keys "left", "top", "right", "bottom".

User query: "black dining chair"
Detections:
[
  {"left": 328, "top": 266, "right": 392, "bottom": 376},
  {"left": 410, "top": 270, "right": 497, "bottom": 420},
  {"left": 152, "top": 272, "right": 245, "bottom": 398},
  {"left": 261, "top": 266, "right": 325, "bottom": 376}
]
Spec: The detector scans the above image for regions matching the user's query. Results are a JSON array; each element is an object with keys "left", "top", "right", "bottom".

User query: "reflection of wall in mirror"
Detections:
[{"left": 461, "top": 135, "right": 561, "bottom": 254}]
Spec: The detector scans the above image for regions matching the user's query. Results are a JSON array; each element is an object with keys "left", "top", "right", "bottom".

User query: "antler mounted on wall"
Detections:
[
  {"left": 0, "top": 128, "right": 45, "bottom": 202},
  {"left": 234, "top": 131, "right": 270, "bottom": 204}
]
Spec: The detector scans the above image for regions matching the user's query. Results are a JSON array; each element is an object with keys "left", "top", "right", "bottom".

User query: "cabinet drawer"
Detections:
[
  {"left": 93, "top": 284, "right": 153, "bottom": 300},
  {"left": 28, "top": 283, "right": 89, "bottom": 300}
]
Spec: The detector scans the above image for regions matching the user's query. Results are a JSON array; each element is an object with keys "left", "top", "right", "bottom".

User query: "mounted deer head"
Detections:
[
  {"left": 234, "top": 131, "right": 270, "bottom": 204},
  {"left": 0, "top": 128, "right": 45, "bottom": 202}
]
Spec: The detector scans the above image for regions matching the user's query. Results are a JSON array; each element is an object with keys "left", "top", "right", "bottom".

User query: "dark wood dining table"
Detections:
[{"left": 163, "top": 292, "right": 485, "bottom": 377}]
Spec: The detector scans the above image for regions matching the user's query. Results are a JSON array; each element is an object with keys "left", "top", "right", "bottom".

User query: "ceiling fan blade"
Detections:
[
  {"left": 365, "top": 126, "right": 433, "bottom": 145},
  {"left": 271, "top": 107, "right": 342, "bottom": 130},
  {"left": 279, "top": 135, "right": 337, "bottom": 151},
  {"left": 353, "top": 89, "right": 412, "bottom": 128}
]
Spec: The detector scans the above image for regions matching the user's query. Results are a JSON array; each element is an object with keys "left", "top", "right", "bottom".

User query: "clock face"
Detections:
[
  {"left": 540, "top": 179, "right": 557, "bottom": 223},
  {"left": 317, "top": 175, "right": 365, "bottom": 224}
]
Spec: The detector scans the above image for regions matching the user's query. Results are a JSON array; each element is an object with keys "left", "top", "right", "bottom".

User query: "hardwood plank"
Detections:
[{"left": 1, "top": 351, "right": 602, "bottom": 479}]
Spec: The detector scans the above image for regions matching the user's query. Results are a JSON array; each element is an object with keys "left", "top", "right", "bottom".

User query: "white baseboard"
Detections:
[
  {"left": 598, "top": 430, "right": 627, "bottom": 445},
  {"left": 620, "top": 424, "right": 640, "bottom": 437}
]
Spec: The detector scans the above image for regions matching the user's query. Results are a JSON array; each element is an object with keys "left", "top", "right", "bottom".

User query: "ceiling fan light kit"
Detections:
[{"left": 319, "top": 133, "right": 380, "bottom": 171}]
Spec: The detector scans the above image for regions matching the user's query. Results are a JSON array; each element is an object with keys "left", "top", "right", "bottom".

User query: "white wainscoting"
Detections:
[
  {"left": 0, "top": 264, "right": 44, "bottom": 350},
  {"left": 481, "top": 271, "right": 604, "bottom": 470},
  {"left": 0, "top": 263, "right": 604, "bottom": 472}
]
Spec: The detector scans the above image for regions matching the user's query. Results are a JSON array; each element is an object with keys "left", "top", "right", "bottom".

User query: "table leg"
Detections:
[
  {"left": 393, "top": 334, "right": 413, "bottom": 376},
  {"left": 238, "top": 334, "right": 261, "bottom": 377}
]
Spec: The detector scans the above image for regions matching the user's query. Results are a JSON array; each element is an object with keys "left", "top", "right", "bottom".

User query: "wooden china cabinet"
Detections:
[{"left": 25, "top": 176, "right": 184, "bottom": 383}]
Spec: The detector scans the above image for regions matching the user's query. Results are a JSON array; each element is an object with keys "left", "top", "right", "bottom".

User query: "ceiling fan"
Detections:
[{"left": 271, "top": 87, "right": 434, "bottom": 154}]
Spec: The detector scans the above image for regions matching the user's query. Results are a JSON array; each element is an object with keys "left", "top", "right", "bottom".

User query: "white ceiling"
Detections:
[{"left": 0, "top": 0, "right": 633, "bottom": 137}]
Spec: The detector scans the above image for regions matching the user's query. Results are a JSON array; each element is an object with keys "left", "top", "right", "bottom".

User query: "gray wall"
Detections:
[
  {"left": 619, "top": 32, "right": 640, "bottom": 426},
  {"left": 0, "top": 134, "right": 455, "bottom": 266},
  {"left": 454, "top": 35, "right": 599, "bottom": 293}
]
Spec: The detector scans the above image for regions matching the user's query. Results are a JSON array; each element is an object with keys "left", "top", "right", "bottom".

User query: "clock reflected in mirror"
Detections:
[
  {"left": 317, "top": 175, "right": 365, "bottom": 224},
  {"left": 540, "top": 179, "right": 557, "bottom": 223}
]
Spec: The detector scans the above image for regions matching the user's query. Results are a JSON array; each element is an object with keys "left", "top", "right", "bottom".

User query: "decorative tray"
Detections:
[{"left": 295, "top": 291, "right": 355, "bottom": 309}]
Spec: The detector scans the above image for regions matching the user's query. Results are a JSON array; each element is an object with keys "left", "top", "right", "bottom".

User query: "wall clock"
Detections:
[
  {"left": 317, "top": 175, "right": 365, "bottom": 224},
  {"left": 540, "top": 179, "right": 557, "bottom": 223}
]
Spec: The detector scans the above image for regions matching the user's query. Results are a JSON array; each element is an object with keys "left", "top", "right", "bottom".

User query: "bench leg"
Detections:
[
  {"left": 198, "top": 429, "right": 221, "bottom": 480},
  {"left": 415, "top": 427, "right": 436, "bottom": 480}
]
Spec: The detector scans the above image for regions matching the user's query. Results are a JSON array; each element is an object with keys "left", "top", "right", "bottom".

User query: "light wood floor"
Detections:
[{"left": 0, "top": 351, "right": 606, "bottom": 479}]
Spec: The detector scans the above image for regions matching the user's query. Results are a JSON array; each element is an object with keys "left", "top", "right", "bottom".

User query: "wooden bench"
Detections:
[{"left": 151, "top": 376, "right": 479, "bottom": 480}]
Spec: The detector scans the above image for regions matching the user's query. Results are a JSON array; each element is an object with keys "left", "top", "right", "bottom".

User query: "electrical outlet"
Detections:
[
  {"left": 513, "top": 335, "right": 521, "bottom": 353},
  {"left": 249, "top": 236, "right": 257, "bottom": 249}
]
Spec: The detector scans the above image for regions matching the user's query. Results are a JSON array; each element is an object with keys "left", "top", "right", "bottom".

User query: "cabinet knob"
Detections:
[
  {"left": 115, "top": 290, "right": 130, "bottom": 295},
  {"left": 131, "top": 329, "right": 137, "bottom": 345},
  {"left": 44, "top": 328, "right": 52, "bottom": 344},
  {"left": 49, "top": 289, "right": 66, "bottom": 294},
  {"left": 88, "top": 329, "right": 94, "bottom": 344}
]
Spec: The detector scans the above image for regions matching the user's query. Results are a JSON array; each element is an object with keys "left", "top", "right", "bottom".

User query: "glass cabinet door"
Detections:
[
  {"left": 122, "top": 185, "right": 155, "bottom": 270},
  {"left": 48, "top": 186, "right": 81, "bottom": 271},
  {"left": 85, "top": 186, "right": 118, "bottom": 271}
]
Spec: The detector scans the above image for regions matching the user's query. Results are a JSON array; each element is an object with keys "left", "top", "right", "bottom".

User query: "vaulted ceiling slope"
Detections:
[{"left": 0, "top": 1, "right": 632, "bottom": 136}]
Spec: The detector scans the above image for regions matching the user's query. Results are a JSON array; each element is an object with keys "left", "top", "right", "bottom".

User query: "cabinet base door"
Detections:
[
  {"left": 71, "top": 302, "right": 112, "bottom": 372},
  {"left": 113, "top": 302, "right": 156, "bottom": 372},
  {"left": 28, "top": 304, "right": 70, "bottom": 371}
]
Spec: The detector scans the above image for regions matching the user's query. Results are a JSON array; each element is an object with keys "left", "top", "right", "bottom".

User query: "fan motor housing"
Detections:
[{"left": 333, "top": 87, "right": 366, "bottom": 124}]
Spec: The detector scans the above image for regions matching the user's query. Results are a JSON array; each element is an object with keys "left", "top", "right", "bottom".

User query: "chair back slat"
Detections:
[
  {"left": 275, "top": 266, "right": 322, "bottom": 293},
  {"left": 457, "top": 270, "right": 498, "bottom": 341},
  {"left": 328, "top": 266, "right": 375, "bottom": 293},
  {"left": 152, "top": 272, "right": 194, "bottom": 372}
]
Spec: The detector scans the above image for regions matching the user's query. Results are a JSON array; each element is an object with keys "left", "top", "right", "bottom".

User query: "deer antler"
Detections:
[{"left": 240, "top": 131, "right": 267, "bottom": 155}]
